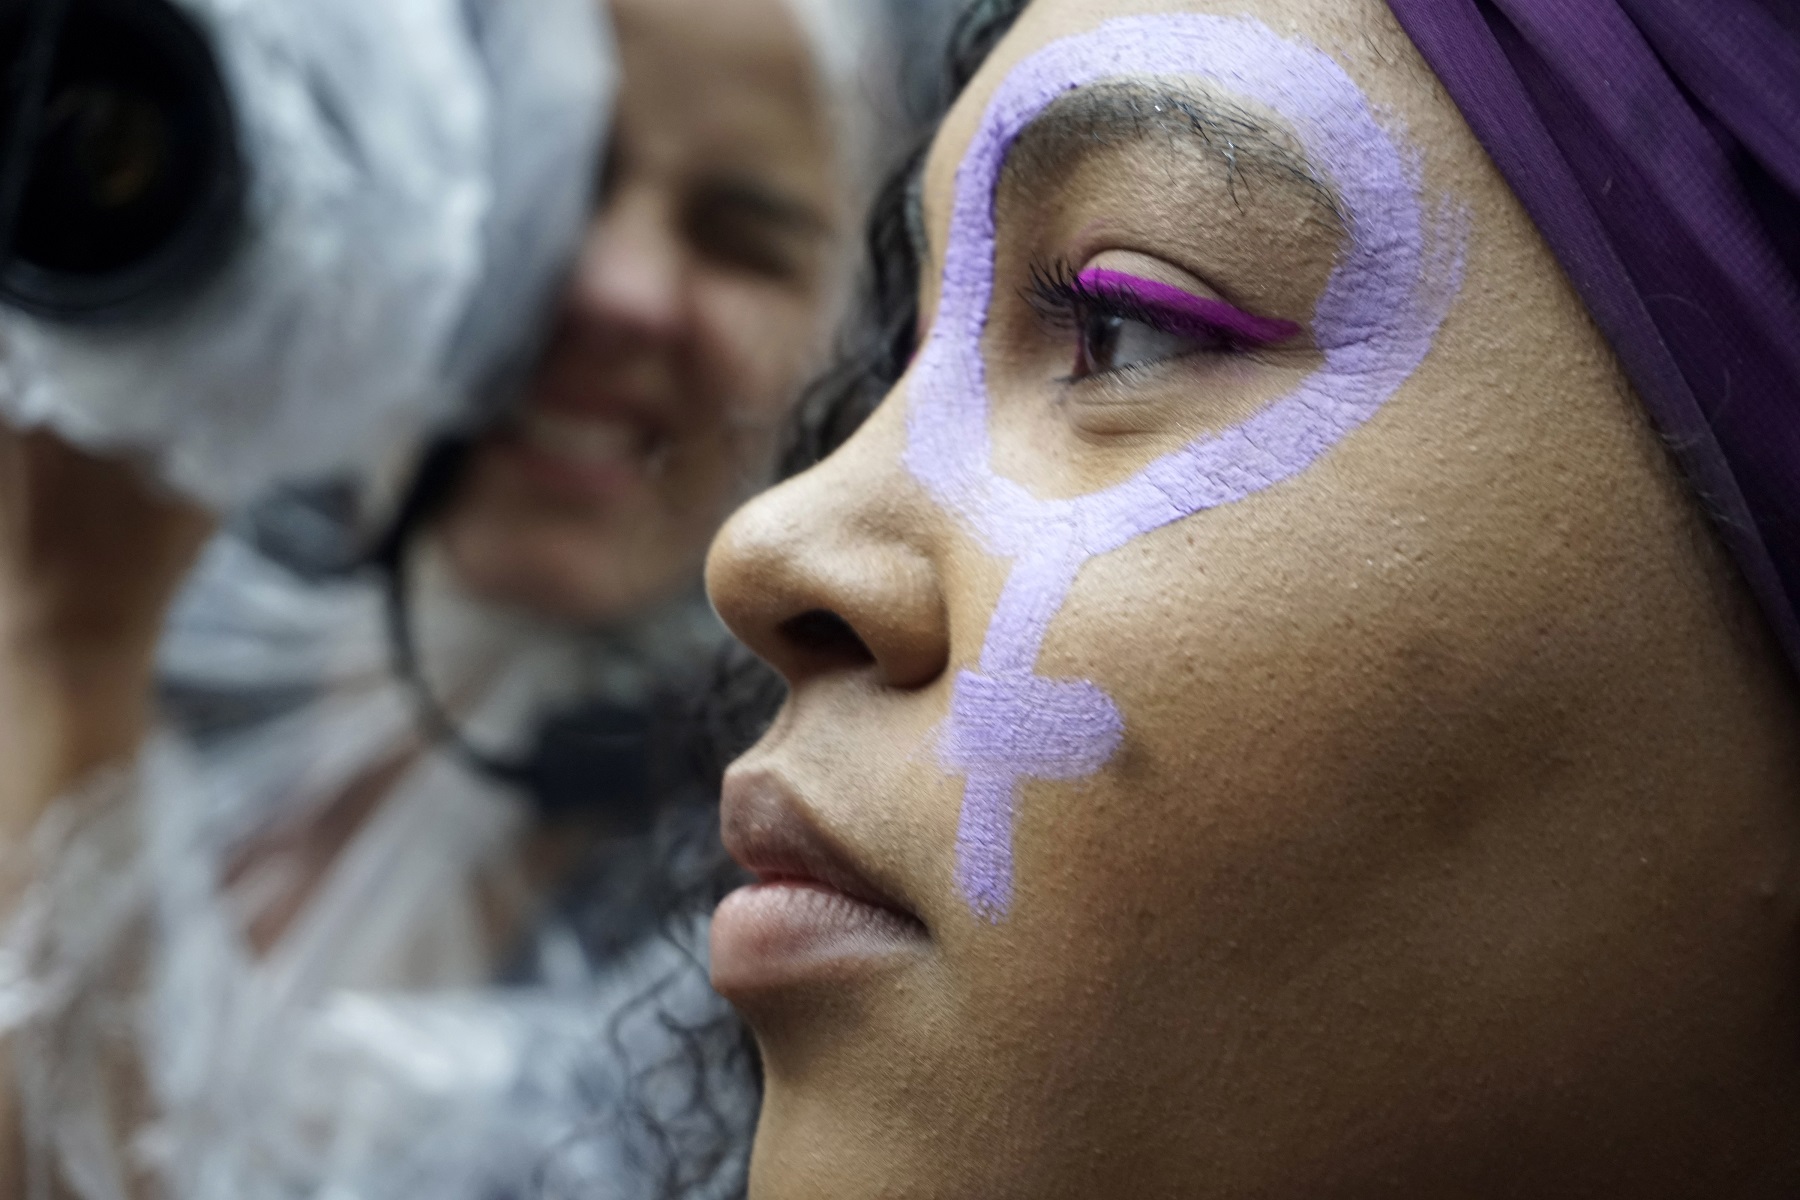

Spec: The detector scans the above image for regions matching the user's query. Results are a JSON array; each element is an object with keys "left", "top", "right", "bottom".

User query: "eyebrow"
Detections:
[
  {"left": 906, "top": 79, "right": 1347, "bottom": 264},
  {"left": 1005, "top": 80, "right": 1345, "bottom": 226}
]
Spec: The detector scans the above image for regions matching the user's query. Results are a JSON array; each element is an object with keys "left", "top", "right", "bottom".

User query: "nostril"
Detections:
[{"left": 779, "top": 609, "right": 876, "bottom": 669}]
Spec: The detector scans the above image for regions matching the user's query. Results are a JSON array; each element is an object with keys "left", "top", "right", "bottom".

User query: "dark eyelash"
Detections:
[
  {"left": 1025, "top": 256, "right": 1145, "bottom": 330},
  {"left": 1023, "top": 257, "right": 1245, "bottom": 355}
]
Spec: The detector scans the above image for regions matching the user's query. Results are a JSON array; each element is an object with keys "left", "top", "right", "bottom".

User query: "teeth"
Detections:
[{"left": 522, "top": 411, "right": 645, "bottom": 465}]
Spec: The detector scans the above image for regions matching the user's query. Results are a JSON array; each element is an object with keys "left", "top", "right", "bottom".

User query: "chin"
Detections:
[
  {"left": 438, "top": 448, "right": 715, "bottom": 627},
  {"left": 437, "top": 521, "right": 613, "bottom": 625}
]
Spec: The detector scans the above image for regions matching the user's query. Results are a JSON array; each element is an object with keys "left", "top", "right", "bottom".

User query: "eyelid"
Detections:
[{"left": 1076, "top": 268, "right": 1301, "bottom": 347}]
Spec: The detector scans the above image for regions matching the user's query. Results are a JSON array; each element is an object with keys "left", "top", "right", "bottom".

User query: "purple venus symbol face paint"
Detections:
[{"left": 904, "top": 13, "right": 1468, "bottom": 922}]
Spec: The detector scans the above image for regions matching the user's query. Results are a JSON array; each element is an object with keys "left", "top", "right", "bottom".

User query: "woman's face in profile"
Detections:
[
  {"left": 706, "top": 0, "right": 1800, "bottom": 1196},
  {"left": 441, "top": 0, "right": 842, "bottom": 625}
]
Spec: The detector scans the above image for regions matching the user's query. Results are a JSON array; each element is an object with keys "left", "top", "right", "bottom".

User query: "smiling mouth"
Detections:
[
  {"left": 523, "top": 409, "right": 655, "bottom": 462},
  {"left": 711, "top": 769, "right": 928, "bottom": 997},
  {"left": 500, "top": 407, "right": 672, "bottom": 498}
]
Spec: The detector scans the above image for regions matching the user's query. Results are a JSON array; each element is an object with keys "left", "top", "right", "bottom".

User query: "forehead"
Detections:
[
  {"left": 610, "top": 0, "right": 832, "bottom": 185},
  {"left": 922, "top": 0, "right": 1439, "bottom": 233}
]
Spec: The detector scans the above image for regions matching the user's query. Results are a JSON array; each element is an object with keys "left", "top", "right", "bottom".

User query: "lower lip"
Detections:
[{"left": 710, "top": 881, "right": 926, "bottom": 996}]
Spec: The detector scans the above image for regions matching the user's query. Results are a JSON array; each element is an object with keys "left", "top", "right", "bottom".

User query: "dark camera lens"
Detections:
[
  {"left": 0, "top": 0, "right": 243, "bottom": 321},
  {"left": 29, "top": 84, "right": 178, "bottom": 268}
]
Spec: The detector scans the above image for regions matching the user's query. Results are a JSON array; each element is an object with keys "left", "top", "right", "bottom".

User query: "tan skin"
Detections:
[
  {"left": 0, "top": 431, "right": 213, "bottom": 839},
  {"left": 441, "top": 0, "right": 842, "bottom": 626},
  {"left": 706, "top": 0, "right": 1800, "bottom": 1196}
]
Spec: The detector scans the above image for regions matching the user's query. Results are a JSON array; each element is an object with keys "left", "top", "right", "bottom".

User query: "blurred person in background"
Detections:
[{"left": 0, "top": 0, "right": 958, "bottom": 1195}]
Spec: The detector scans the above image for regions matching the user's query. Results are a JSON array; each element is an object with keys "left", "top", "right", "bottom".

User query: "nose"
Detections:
[
  {"left": 706, "top": 406, "right": 951, "bottom": 692},
  {"left": 566, "top": 181, "right": 686, "bottom": 340}
]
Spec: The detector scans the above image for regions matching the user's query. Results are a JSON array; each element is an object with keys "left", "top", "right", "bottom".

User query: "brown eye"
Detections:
[
  {"left": 1073, "top": 308, "right": 1215, "bottom": 379},
  {"left": 682, "top": 180, "right": 827, "bottom": 284},
  {"left": 1075, "top": 309, "right": 1122, "bottom": 376},
  {"left": 686, "top": 201, "right": 804, "bottom": 280}
]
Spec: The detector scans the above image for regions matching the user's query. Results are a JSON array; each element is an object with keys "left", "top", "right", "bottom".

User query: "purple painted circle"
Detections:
[{"left": 904, "top": 12, "right": 1460, "bottom": 558}]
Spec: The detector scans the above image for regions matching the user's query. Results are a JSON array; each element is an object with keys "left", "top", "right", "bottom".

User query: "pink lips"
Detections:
[{"left": 711, "top": 769, "right": 927, "bottom": 997}]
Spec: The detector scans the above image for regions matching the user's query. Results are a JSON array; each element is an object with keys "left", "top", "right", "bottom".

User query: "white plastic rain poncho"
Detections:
[
  {"left": 0, "top": 0, "right": 610, "bottom": 512},
  {"left": 0, "top": 1, "right": 959, "bottom": 1196}
]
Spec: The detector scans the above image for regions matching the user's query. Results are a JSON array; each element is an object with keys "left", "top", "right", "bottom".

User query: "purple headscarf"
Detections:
[{"left": 1384, "top": 0, "right": 1800, "bottom": 673}]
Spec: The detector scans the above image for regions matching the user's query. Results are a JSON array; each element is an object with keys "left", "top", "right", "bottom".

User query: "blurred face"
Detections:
[
  {"left": 705, "top": 1, "right": 1800, "bottom": 1197},
  {"left": 442, "top": 0, "right": 841, "bottom": 624}
]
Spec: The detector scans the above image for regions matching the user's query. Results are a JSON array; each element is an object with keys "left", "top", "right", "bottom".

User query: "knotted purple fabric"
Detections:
[{"left": 1385, "top": 0, "right": 1800, "bottom": 672}]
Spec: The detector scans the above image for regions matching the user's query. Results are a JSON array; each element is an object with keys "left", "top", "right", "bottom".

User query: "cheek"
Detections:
[
  {"left": 692, "top": 276, "right": 828, "bottom": 424},
  {"left": 1004, "top": 514, "right": 1413, "bottom": 949},
  {"left": 982, "top": 349, "right": 1734, "bottom": 1049},
  {"left": 442, "top": 450, "right": 649, "bottom": 577},
  {"left": 1018, "top": 460, "right": 1572, "bottom": 909},
  {"left": 942, "top": 525, "right": 1471, "bottom": 1139}
]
